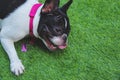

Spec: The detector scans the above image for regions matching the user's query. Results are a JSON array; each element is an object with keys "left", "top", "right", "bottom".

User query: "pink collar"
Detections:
[{"left": 29, "top": 3, "right": 42, "bottom": 37}]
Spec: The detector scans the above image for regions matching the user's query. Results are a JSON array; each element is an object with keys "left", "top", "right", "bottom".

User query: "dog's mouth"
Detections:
[{"left": 42, "top": 37, "right": 67, "bottom": 51}]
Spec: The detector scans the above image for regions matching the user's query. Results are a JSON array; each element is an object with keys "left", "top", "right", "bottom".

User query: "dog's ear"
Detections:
[
  {"left": 41, "top": 0, "right": 60, "bottom": 13},
  {"left": 60, "top": 0, "right": 73, "bottom": 13}
]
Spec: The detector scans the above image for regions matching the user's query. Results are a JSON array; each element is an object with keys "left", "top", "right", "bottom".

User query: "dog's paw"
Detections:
[{"left": 10, "top": 60, "right": 25, "bottom": 76}]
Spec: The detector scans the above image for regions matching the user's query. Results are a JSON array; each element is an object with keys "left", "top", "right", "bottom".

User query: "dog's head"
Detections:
[{"left": 37, "top": 0, "right": 73, "bottom": 51}]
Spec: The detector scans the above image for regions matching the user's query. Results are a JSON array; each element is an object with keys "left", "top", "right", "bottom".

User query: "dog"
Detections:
[{"left": 0, "top": 0, "right": 72, "bottom": 76}]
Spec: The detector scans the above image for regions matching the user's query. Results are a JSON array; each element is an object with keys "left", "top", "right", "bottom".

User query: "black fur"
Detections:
[{"left": 0, "top": 0, "right": 27, "bottom": 19}]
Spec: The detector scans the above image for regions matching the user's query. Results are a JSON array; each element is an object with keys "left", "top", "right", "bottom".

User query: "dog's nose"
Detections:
[
  {"left": 63, "top": 35, "right": 67, "bottom": 41},
  {"left": 62, "top": 34, "right": 67, "bottom": 43}
]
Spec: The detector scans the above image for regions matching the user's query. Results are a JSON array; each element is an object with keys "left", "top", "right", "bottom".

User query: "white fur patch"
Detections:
[
  {"left": 0, "top": 0, "right": 42, "bottom": 76},
  {"left": 64, "top": 18, "right": 67, "bottom": 29},
  {"left": 50, "top": 34, "right": 67, "bottom": 45}
]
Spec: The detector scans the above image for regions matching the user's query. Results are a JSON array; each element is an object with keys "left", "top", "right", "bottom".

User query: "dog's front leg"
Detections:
[{"left": 1, "top": 38, "right": 24, "bottom": 76}]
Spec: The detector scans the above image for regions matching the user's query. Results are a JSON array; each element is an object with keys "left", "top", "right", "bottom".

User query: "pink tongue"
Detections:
[{"left": 58, "top": 45, "right": 67, "bottom": 49}]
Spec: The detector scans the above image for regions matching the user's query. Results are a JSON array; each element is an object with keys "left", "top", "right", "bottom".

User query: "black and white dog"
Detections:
[{"left": 0, "top": 0, "right": 72, "bottom": 75}]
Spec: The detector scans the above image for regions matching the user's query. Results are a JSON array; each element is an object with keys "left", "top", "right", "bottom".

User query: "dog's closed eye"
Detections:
[{"left": 54, "top": 15, "right": 63, "bottom": 22}]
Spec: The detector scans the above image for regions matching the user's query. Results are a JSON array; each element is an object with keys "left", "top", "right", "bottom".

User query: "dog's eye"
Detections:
[
  {"left": 55, "top": 15, "right": 63, "bottom": 22},
  {"left": 58, "top": 20, "right": 65, "bottom": 27},
  {"left": 57, "top": 15, "right": 62, "bottom": 20}
]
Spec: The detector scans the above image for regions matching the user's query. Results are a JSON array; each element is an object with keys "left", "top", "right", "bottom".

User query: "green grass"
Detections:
[{"left": 0, "top": 0, "right": 120, "bottom": 80}]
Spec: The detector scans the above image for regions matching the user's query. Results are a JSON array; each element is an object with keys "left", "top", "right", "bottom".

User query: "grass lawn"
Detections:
[{"left": 0, "top": 0, "right": 120, "bottom": 80}]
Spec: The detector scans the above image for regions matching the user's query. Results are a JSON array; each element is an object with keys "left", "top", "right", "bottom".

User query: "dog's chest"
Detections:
[{"left": 0, "top": 0, "right": 41, "bottom": 41}]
